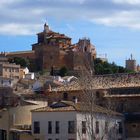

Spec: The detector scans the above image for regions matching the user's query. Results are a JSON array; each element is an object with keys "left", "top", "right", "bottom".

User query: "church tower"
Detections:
[{"left": 44, "top": 23, "right": 50, "bottom": 33}]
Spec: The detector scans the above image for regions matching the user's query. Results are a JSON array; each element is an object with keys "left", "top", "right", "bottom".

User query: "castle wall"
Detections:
[
  {"left": 7, "top": 51, "right": 35, "bottom": 60},
  {"left": 42, "top": 45, "right": 60, "bottom": 70}
]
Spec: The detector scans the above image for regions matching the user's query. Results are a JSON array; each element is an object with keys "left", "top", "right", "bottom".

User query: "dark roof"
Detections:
[{"left": 32, "top": 101, "right": 122, "bottom": 116}]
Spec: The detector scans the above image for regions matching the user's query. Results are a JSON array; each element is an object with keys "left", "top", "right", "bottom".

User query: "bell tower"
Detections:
[{"left": 44, "top": 22, "right": 50, "bottom": 33}]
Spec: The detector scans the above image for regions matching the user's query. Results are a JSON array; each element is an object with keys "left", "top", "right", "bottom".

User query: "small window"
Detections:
[
  {"left": 68, "top": 121, "right": 75, "bottom": 134},
  {"left": 95, "top": 121, "right": 99, "bottom": 134},
  {"left": 118, "top": 122, "right": 123, "bottom": 134},
  {"left": 48, "top": 121, "right": 52, "bottom": 134},
  {"left": 105, "top": 121, "right": 108, "bottom": 134},
  {"left": 55, "top": 121, "right": 60, "bottom": 134},
  {"left": 63, "top": 92, "right": 68, "bottom": 100},
  {"left": 82, "top": 121, "right": 86, "bottom": 134},
  {"left": 72, "top": 96, "right": 76, "bottom": 100},
  {"left": 34, "top": 121, "right": 40, "bottom": 134},
  {"left": 15, "top": 69, "right": 19, "bottom": 72},
  {"left": 96, "top": 91, "right": 100, "bottom": 98}
]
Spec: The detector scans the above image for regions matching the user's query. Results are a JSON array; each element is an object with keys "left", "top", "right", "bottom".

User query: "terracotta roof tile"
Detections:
[{"left": 32, "top": 101, "right": 122, "bottom": 116}]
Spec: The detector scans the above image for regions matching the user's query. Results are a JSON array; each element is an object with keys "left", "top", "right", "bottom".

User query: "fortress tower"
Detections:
[
  {"left": 32, "top": 23, "right": 72, "bottom": 71},
  {"left": 125, "top": 54, "right": 137, "bottom": 71}
]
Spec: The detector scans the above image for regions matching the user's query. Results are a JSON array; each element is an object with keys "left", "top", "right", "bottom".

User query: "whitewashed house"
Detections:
[
  {"left": 23, "top": 67, "right": 29, "bottom": 75},
  {"left": 20, "top": 67, "right": 29, "bottom": 79},
  {"left": 31, "top": 101, "right": 125, "bottom": 140},
  {"left": 62, "top": 76, "right": 78, "bottom": 83},
  {"left": 25, "top": 72, "right": 35, "bottom": 80}
]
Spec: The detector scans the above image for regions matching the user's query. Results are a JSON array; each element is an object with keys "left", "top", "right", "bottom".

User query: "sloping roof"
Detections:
[
  {"left": 10, "top": 128, "right": 31, "bottom": 133},
  {"left": 50, "top": 73, "right": 140, "bottom": 92},
  {"left": 51, "top": 80, "right": 81, "bottom": 92},
  {"left": 38, "top": 30, "right": 71, "bottom": 39},
  {"left": 32, "top": 101, "right": 122, "bottom": 116}
]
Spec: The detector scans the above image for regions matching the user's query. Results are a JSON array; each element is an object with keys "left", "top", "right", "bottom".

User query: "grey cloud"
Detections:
[{"left": 0, "top": 0, "right": 140, "bottom": 35}]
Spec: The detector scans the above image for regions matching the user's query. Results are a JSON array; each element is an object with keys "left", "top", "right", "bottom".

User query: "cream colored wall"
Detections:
[
  {"left": 20, "top": 133, "right": 34, "bottom": 140},
  {"left": 0, "top": 106, "right": 44, "bottom": 130},
  {"left": 0, "top": 111, "right": 9, "bottom": 130},
  {"left": 32, "top": 111, "right": 77, "bottom": 140},
  {"left": 9, "top": 105, "right": 43, "bottom": 126},
  {"left": 0, "top": 101, "right": 47, "bottom": 140},
  {"left": 32, "top": 111, "right": 124, "bottom": 140},
  {"left": 0, "top": 110, "right": 10, "bottom": 140}
]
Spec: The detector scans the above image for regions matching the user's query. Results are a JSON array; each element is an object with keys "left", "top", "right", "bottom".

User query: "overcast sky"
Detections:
[{"left": 0, "top": 0, "right": 140, "bottom": 66}]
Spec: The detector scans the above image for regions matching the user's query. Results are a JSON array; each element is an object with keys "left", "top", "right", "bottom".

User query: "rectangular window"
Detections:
[
  {"left": 68, "top": 121, "right": 75, "bottom": 134},
  {"left": 1, "top": 130, "right": 7, "bottom": 140},
  {"left": 15, "top": 69, "right": 19, "bottom": 72},
  {"left": 34, "top": 121, "right": 40, "bottom": 134},
  {"left": 48, "top": 121, "right": 52, "bottom": 134},
  {"left": 82, "top": 121, "right": 86, "bottom": 134},
  {"left": 105, "top": 121, "right": 108, "bottom": 134},
  {"left": 63, "top": 92, "right": 68, "bottom": 100},
  {"left": 95, "top": 121, "right": 99, "bottom": 134},
  {"left": 118, "top": 122, "right": 123, "bottom": 134},
  {"left": 55, "top": 121, "right": 60, "bottom": 134}
]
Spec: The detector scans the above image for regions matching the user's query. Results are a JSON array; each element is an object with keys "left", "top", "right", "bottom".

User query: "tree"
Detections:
[
  {"left": 94, "top": 58, "right": 133, "bottom": 75},
  {"left": 59, "top": 66, "right": 68, "bottom": 77},
  {"left": 76, "top": 58, "right": 124, "bottom": 140},
  {"left": 8, "top": 57, "right": 30, "bottom": 67}
]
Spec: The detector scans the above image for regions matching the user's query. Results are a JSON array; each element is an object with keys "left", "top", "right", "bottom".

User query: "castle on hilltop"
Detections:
[{"left": 7, "top": 23, "right": 96, "bottom": 73}]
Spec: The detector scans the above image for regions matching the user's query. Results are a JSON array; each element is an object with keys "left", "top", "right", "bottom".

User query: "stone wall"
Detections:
[{"left": 7, "top": 51, "right": 35, "bottom": 59}]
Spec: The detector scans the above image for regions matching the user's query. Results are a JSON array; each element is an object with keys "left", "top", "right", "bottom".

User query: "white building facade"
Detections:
[{"left": 32, "top": 101, "right": 125, "bottom": 140}]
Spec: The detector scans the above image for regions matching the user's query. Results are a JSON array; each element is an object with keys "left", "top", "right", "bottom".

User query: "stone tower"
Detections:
[{"left": 125, "top": 54, "right": 137, "bottom": 71}]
